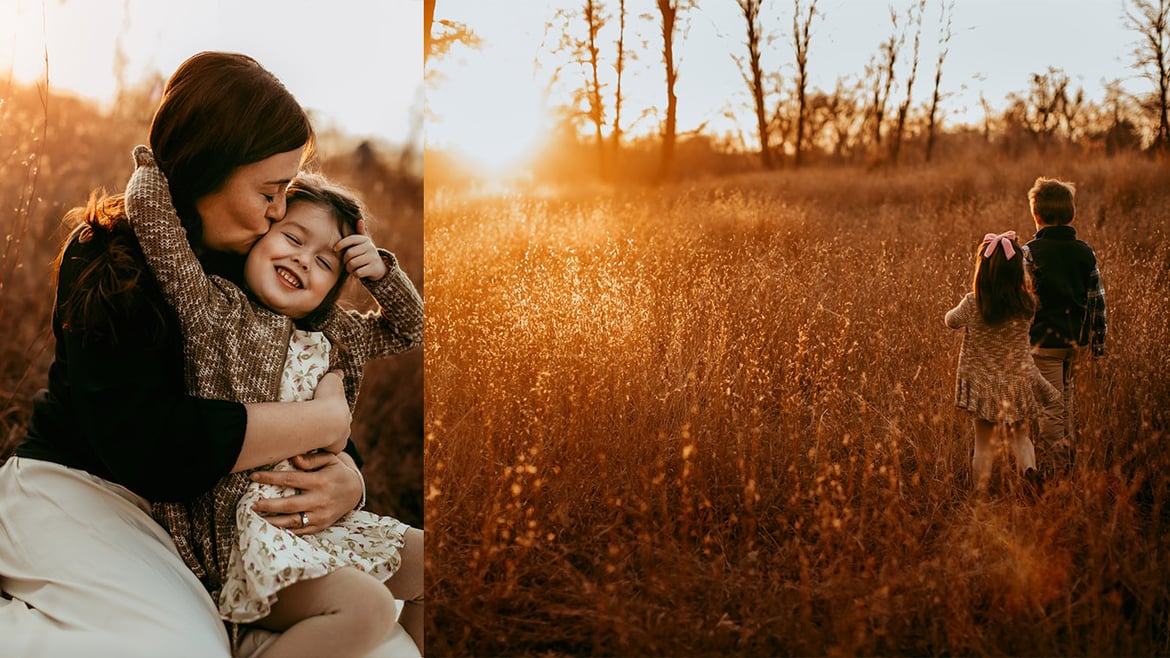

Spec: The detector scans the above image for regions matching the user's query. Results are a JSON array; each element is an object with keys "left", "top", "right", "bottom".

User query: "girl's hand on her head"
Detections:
[
  {"left": 335, "top": 219, "right": 389, "bottom": 281},
  {"left": 249, "top": 452, "right": 363, "bottom": 535},
  {"left": 314, "top": 370, "right": 352, "bottom": 454}
]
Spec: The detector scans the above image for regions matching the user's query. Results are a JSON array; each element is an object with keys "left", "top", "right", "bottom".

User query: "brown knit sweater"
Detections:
[
  {"left": 945, "top": 292, "right": 1059, "bottom": 424},
  {"left": 124, "top": 145, "right": 423, "bottom": 604}
]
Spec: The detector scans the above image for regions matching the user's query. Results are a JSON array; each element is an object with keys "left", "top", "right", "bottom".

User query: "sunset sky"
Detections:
[
  {"left": 2, "top": 1, "right": 1148, "bottom": 172},
  {"left": 0, "top": 0, "right": 422, "bottom": 145},
  {"left": 427, "top": 0, "right": 1143, "bottom": 171}
]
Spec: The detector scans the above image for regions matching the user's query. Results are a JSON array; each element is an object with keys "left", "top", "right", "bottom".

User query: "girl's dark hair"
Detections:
[
  {"left": 59, "top": 51, "right": 314, "bottom": 344},
  {"left": 972, "top": 237, "right": 1035, "bottom": 325},
  {"left": 287, "top": 173, "right": 368, "bottom": 329}
]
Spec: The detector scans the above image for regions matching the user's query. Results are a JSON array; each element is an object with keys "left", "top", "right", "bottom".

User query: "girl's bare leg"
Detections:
[
  {"left": 384, "top": 527, "right": 424, "bottom": 655},
  {"left": 972, "top": 419, "right": 996, "bottom": 493},
  {"left": 1005, "top": 421, "right": 1037, "bottom": 473},
  {"left": 254, "top": 567, "right": 396, "bottom": 658}
]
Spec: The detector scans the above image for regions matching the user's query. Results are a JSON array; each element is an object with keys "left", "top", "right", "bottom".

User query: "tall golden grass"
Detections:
[
  {"left": 424, "top": 154, "right": 1170, "bottom": 655},
  {"left": 0, "top": 83, "right": 424, "bottom": 528}
]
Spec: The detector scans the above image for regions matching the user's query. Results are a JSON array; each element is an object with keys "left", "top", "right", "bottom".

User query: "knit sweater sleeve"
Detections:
[
  {"left": 318, "top": 249, "right": 424, "bottom": 365},
  {"left": 124, "top": 145, "right": 247, "bottom": 338},
  {"left": 945, "top": 292, "right": 974, "bottom": 329}
]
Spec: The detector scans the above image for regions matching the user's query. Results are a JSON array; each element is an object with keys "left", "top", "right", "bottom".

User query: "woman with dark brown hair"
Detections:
[{"left": 0, "top": 52, "right": 418, "bottom": 657}]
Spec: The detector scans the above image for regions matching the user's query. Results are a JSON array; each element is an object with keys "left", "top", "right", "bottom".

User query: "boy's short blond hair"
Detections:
[{"left": 1028, "top": 177, "right": 1077, "bottom": 226}]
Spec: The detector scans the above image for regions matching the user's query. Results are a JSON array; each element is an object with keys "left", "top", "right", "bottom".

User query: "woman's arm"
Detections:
[{"left": 232, "top": 370, "right": 352, "bottom": 471}]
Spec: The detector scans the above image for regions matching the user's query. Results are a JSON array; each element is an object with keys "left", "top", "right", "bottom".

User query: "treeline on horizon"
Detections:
[{"left": 424, "top": 0, "right": 1170, "bottom": 187}]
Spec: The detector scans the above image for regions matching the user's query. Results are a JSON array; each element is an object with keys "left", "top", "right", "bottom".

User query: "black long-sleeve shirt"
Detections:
[{"left": 17, "top": 229, "right": 249, "bottom": 502}]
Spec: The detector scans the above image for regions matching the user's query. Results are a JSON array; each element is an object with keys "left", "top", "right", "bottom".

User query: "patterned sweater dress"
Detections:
[
  {"left": 217, "top": 329, "right": 409, "bottom": 623},
  {"left": 124, "top": 146, "right": 423, "bottom": 620},
  {"left": 945, "top": 292, "right": 1060, "bottom": 424}
]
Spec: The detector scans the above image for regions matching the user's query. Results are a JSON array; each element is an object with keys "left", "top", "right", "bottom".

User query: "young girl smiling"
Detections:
[{"left": 127, "top": 145, "right": 423, "bottom": 658}]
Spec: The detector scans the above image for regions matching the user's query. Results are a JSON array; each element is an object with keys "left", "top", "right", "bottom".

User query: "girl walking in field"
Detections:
[
  {"left": 125, "top": 146, "right": 423, "bottom": 658},
  {"left": 945, "top": 231, "right": 1060, "bottom": 495}
]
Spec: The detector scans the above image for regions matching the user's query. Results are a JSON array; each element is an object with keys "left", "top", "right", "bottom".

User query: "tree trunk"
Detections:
[
  {"left": 738, "top": 0, "right": 772, "bottom": 169},
  {"left": 890, "top": 0, "right": 924, "bottom": 166},
  {"left": 658, "top": 0, "right": 679, "bottom": 178},
  {"left": 793, "top": 1, "right": 817, "bottom": 169},
  {"left": 612, "top": 0, "right": 626, "bottom": 168},
  {"left": 925, "top": 1, "right": 953, "bottom": 163},
  {"left": 585, "top": 0, "right": 606, "bottom": 177},
  {"left": 424, "top": 0, "right": 436, "bottom": 62}
]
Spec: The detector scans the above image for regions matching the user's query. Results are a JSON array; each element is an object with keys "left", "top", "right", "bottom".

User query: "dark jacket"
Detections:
[
  {"left": 17, "top": 227, "right": 247, "bottom": 502},
  {"left": 1024, "top": 225, "right": 1107, "bottom": 353}
]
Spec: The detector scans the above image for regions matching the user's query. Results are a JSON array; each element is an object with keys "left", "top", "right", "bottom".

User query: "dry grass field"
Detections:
[
  {"left": 0, "top": 83, "right": 424, "bottom": 528},
  {"left": 424, "top": 153, "right": 1170, "bottom": 655}
]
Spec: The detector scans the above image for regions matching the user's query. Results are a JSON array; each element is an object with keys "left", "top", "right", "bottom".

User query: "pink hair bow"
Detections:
[{"left": 982, "top": 231, "right": 1017, "bottom": 260}]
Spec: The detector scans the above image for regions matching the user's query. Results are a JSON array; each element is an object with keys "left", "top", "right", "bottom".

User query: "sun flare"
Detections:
[
  {"left": 426, "top": 3, "right": 573, "bottom": 178},
  {"left": 427, "top": 54, "right": 549, "bottom": 175}
]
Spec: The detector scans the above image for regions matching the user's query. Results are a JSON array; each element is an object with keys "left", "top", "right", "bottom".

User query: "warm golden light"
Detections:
[
  {"left": 427, "top": 51, "right": 549, "bottom": 175},
  {"left": 426, "top": 5, "right": 558, "bottom": 177}
]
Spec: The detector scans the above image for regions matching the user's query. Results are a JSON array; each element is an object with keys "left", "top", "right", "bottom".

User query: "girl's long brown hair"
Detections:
[
  {"left": 58, "top": 52, "right": 314, "bottom": 345},
  {"left": 972, "top": 236, "right": 1036, "bottom": 325}
]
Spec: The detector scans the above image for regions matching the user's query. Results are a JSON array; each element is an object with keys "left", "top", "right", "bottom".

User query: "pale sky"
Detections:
[
  {"left": 427, "top": 0, "right": 1143, "bottom": 169},
  {"left": 0, "top": 0, "right": 423, "bottom": 145}
]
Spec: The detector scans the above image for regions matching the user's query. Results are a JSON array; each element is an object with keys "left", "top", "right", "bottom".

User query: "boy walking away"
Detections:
[{"left": 1024, "top": 177, "right": 1107, "bottom": 477}]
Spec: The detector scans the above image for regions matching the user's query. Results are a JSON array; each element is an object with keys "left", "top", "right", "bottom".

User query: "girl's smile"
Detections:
[
  {"left": 276, "top": 266, "right": 304, "bottom": 289},
  {"left": 243, "top": 202, "right": 343, "bottom": 319}
]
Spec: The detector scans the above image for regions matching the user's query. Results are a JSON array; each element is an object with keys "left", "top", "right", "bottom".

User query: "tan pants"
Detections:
[
  {"left": 1032, "top": 346, "right": 1079, "bottom": 474},
  {"left": 0, "top": 457, "right": 420, "bottom": 658}
]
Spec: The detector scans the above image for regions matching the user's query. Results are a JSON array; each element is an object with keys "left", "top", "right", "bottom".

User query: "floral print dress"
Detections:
[{"left": 217, "top": 329, "right": 409, "bottom": 623}]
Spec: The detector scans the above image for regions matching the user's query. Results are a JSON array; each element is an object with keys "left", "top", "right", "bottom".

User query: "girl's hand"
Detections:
[
  {"left": 249, "top": 451, "right": 364, "bottom": 535},
  {"left": 335, "top": 219, "right": 388, "bottom": 281}
]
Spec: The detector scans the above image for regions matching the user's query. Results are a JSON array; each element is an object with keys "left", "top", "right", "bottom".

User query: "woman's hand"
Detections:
[{"left": 249, "top": 451, "right": 364, "bottom": 535}]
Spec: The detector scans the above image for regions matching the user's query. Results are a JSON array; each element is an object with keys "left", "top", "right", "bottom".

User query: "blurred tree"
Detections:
[
  {"left": 1004, "top": 67, "right": 1077, "bottom": 153},
  {"left": 424, "top": 0, "right": 481, "bottom": 73},
  {"left": 1124, "top": 0, "right": 1170, "bottom": 149},
  {"left": 611, "top": 0, "right": 628, "bottom": 166},
  {"left": 865, "top": 7, "right": 906, "bottom": 159},
  {"left": 1099, "top": 78, "right": 1143, "bottom": 154},
  {"left": 889, "top": 0, "right": 925, "bottom": 166},
  {"left": 735, "top": 0, "right": 773, "bottom": 169},
  {"left": 656, "top": 0, "right": 693, "bottom": 178},
  {"left": 924, "top": 0, "right": 954, "bottom": 162},
  {"left": 979, "top": 93, "right": 994, "bottom": 143},
  {"left": 549, "top": 1, "right": 609, "bottom": 178},
  {"left": 584, "top": 0, "right": 607, "bottom": 177},
  {"left": 823, "top": 76, "right": 865, "bottom": 162},
  {"left": 791, "top": 0, "right": 818, "bottom": 169},
  {"left": 425, "top": 0, "right": 434, "bottom": 60}
]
